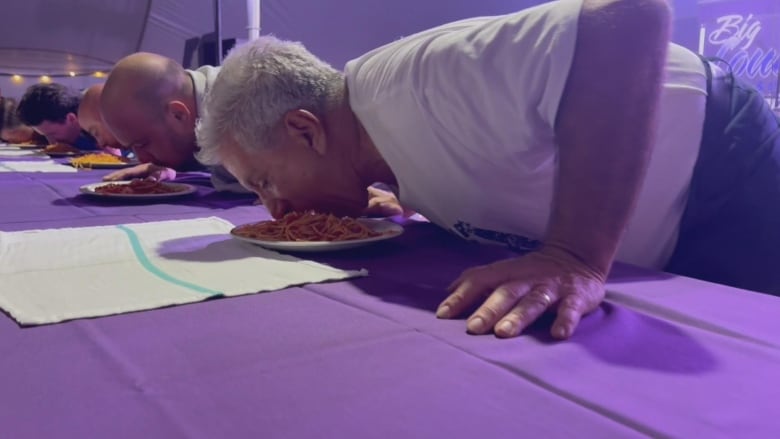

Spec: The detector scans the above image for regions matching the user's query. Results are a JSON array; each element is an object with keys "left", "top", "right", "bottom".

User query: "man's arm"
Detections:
[
  {"left": 547, "top": 0, "right": 672, "bottom": 276},
  {"left": 438, "top": 0, "right": 673, "bottom": 339},
  {"left": 536, "top": 0, "right": 673, "bottom": 337}
]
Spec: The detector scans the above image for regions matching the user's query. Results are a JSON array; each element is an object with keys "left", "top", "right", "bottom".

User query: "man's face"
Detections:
[
  {"left": 34, "top": 113, "right": 81, "bottom": 144},
  {"left": 78, "top": 106, "right": 122, "bottom": 151},
  {"left": 219, "top": 128, "right": 368, "bottom": 219},
  {"left": 106, "top": 101, "right": 197, "bottom": 170}
]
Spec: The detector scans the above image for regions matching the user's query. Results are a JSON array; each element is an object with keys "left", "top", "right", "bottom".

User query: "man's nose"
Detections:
[{"left": 267, "top": 199, "right": 292, "bottom": 219}]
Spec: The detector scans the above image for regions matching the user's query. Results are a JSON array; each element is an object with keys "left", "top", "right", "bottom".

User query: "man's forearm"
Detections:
[{"left": 545, "top": 0, "right": 672, "bottom": 276}]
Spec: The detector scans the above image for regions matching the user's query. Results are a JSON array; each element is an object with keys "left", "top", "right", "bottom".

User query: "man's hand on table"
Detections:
[
  {"left": 364, "top": 186, "right": 414, "bottom": 218},
  {"left": 436, "top": 246, "right": 606, "bottom": 339},
  {"left": 103, "top": 163, "right": 177, "bottom": 182}
]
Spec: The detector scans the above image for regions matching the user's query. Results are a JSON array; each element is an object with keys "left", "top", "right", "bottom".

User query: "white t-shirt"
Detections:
[
  {"left": 345, "top": 0, "right": 707, "bottom": 269},
  {"left": 187, "top": 65, "right": 249, "bottom": 194}
]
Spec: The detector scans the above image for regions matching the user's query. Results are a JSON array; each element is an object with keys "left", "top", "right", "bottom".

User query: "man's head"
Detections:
[
  {"left": 77, "top": 84, "right": 122, "bottom": 150},
  {"left": 196, "top": 37, "right": 372, "bottom": 218},
  {"left": 17, "top": 83, "right": 82, "bottom": 144},
  {"left": 0, "top": 97, "right": 37, "bottom": 144},
  {"left": 101, "top": 52, "right": 199, "bottom": 169}
]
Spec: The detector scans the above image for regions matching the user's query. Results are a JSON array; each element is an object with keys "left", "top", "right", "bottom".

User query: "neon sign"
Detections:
[{"left": 705, "top": 13, "right": 779, "bottom": 94}]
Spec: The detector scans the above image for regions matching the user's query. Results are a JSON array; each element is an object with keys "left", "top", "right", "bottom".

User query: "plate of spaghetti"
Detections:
[
  {"left": 69, "top": 153, "right": 137, "bottom": 169},
  {"left": 79, "top": 179, "right": 197, "bottom": 199},
  {"left": 230, "top": 211, "right": 404, "bottom": 252}
]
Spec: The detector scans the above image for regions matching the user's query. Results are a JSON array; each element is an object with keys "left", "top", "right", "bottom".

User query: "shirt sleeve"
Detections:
[{"left": 208, "top": 165, "right": 252, "bottom": 194}]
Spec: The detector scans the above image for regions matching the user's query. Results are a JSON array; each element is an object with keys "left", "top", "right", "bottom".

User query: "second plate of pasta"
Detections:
[
  {"left": 79, "top": 180, "right": 197, "bottom": 199},
  {"left": 69, "top": 153, "right": 138, "bottom": 169},
  {"left": 230, "top": 212, "right": 404, "bottom": 252}
]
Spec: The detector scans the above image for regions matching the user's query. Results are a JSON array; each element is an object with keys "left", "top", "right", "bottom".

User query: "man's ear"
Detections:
[
  {"left": 283, "top": 109, "right": 327, "bottom": 155},
  {"left": 166, "top": 101, "right": 193, "bottom": 127},
  {"left": 66, "top": 112, "right": 79, "bottom": 124}
]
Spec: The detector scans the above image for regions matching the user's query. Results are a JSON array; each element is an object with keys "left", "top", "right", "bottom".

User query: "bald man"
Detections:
[
  {"left": 77, "top": 84, "right": 127, "bottom": 157},
  {"left": 101, "top": 52, "right": 246, "bottom": 192}
]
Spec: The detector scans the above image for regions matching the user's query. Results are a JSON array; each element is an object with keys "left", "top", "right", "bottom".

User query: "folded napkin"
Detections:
[
  {"left": 0, "top": 217, "right": 366, "bottom": 325},
  {"left": 0, "top": 160, "right": 78, "bottom": 173},
  {"left": 0, "top": 149, "right": 46, "bottom": 158}
]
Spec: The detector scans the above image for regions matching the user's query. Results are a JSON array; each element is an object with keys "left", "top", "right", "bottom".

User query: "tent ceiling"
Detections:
[
  {"left": 0, "top": 0, "right": 150, "bottom": 74},
  {"left": 1, "top": 0, "right": 542, "bottom": 76},
  {"left": 0, "top": 0, "right": 549, "bottom": 98}
]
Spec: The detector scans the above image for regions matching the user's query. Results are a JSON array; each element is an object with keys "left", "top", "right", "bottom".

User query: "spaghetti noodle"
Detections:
[
  {"left": 233, "top": 211, "right": 381, "bottom": 242},
  {"left": 94, "top": 179, "right": 183, "bottom": 195},
  {"left": 70, "top": 153, "right": 129, "bottom": 169}
]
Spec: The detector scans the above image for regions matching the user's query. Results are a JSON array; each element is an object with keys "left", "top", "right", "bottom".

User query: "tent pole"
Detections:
[
  {"left": 214, "top": 0, "right": 223, "bottom": 65},
  {"left": 247, "top": 0, "right": 261, "bottom": 41}
]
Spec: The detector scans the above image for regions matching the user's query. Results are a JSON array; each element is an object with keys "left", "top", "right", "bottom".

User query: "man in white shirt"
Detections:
[{"left": 196, "top": 0, "right": 780, "bottom": 338}]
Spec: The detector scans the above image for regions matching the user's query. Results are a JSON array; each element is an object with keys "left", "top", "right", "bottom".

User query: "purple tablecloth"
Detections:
[{"left": 1, "top": 165, "right": 779, "bottom": 438}]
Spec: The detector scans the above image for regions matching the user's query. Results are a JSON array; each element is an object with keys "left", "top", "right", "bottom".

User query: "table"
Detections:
[{"left": 1, "top": 165, "right": 779, "bottom": 438}]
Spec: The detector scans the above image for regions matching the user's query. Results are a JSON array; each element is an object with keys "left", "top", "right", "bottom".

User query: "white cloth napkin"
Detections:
[
  {"left": 0, "top": 160, "right": 77, "bottom": 173},
  {"left": 0, "top": 149, "right": 46, "bottom": 158},
  {"left": 0, "top": 217, "right": 366, "bottom": 325}
]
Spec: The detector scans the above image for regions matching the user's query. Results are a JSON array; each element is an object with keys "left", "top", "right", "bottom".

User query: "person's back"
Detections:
[{"left": 345, "top": 1, "right": 707, "bottom": 270}]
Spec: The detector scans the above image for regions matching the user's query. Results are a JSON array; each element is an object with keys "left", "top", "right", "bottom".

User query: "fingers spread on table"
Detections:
[
  {"left": 439, "top": 265, "right": 508, "bottom": 319},
  {"left": 494, "top": 285, "right": 557, "bottom": 338}
]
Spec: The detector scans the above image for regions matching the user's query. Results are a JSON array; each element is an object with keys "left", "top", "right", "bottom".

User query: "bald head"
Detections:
[
  {"left": 78, "top": 84, "right": 103, "bottom": 121},
  {"left": 76, "top": 83, "right": 122, "bottom": 150},
  {"left": 102, "top": 52, "right": 191, "bottom": 122},
  {"left": 99, "top": 52, "right": 201, "bottom": 169}
]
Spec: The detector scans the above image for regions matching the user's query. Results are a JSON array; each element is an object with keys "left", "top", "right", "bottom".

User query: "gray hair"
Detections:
[{"left": 196, "top": 36, "right": 343, "bottom": 165}]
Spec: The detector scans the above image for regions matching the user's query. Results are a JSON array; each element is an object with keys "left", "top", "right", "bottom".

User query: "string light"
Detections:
[{"left": 1, "top": 71, "right": 111, "bottom": 83}]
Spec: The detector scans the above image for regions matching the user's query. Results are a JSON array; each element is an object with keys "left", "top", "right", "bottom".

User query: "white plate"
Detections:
[
  {"left": 79, "top": 181, "right": 198, "bottom": 199},
  {"left": 230, "top": 218, "right": 404, "bottom": 252}
]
